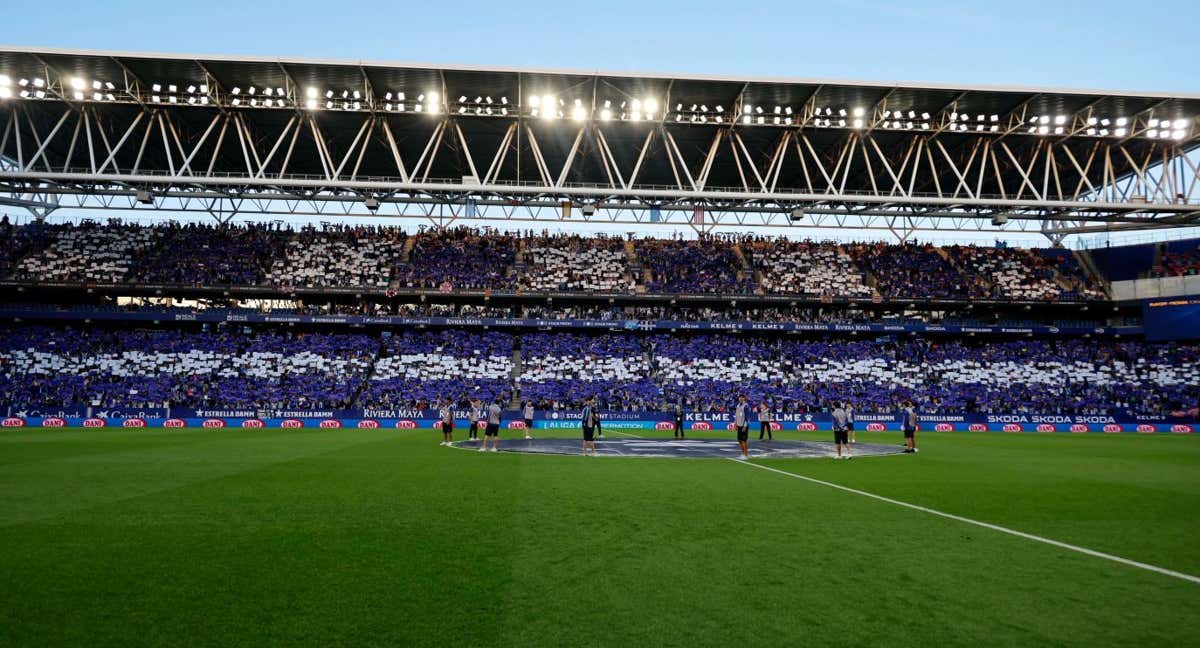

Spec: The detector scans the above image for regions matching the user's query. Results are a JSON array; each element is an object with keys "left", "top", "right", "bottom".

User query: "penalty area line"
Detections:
[{"left": 731, "top": 459, "right": 1200, "bottom": 586}]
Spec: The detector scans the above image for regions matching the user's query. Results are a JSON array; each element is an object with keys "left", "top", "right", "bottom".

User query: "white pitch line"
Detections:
[{"left": 732, "top": 459, "right": 1200, "bottom": 585}]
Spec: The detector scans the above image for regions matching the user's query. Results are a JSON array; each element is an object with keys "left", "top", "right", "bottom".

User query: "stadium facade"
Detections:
[{"left": 0, "top": 48, "right": 1197, "bottom": 432}]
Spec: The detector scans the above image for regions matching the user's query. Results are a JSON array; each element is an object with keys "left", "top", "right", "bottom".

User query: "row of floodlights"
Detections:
[{"left": 0, "top": 75, "right": 1191, "bottom": 140}]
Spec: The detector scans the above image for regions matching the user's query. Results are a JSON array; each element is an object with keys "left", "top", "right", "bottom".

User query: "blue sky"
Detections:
[
  {"left": 9, "top": 0, "right": 1198, "bottom": 93},
  {"left": 5, "top": 0, "right": 1199, "bottom": 244}
]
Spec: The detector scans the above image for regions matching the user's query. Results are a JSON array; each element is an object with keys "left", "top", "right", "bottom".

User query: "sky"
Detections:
[{"left": 5, "top": 0, "right": 1199, "bottom": 245}]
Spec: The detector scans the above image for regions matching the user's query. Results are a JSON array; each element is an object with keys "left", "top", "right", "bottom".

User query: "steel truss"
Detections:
[{"left": 2, "top": 97, "right": 1198, "bottom": 242}]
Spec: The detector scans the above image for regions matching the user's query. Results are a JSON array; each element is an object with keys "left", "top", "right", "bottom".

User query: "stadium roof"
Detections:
[{"left": 1, "top": 47, "right": 1198, "bottom": 239}]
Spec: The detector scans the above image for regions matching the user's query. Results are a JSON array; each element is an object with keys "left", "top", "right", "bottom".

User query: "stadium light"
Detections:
[
  {"left": 1172, "top": 130, "right": 1186, "bottom": 140},
  {"left": 1174, "top": 118, "right": 1189, "bottom": 129},
  {"left": 852, "top": 106, "right": 864, "bottom": 117},
  {"left": 0, "top": 87, "right": 10, "bottom": 100},
  {"left": 571, "top": 105, "right": 587, "bottom": 121},
  {"left": 70, "top": 77, "right": 86, "bottom": 91},
  {"left": 1114, "top": 127, "right": 1127, "bottom": 137},
  {"left": 644, "top": 98, "right": 658, "bottom": 113}
]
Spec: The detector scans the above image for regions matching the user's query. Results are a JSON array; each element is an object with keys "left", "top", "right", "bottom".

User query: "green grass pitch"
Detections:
[{"left": 0, "top": 426, "right": 1197, "bottom": 646}]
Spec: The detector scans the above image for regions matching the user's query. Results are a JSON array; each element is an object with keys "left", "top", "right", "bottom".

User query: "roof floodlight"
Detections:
[
  {"left": 784, "top": 117, "right": 793, "bottom": 125},
  {"left": 458, "top": 95, "right": 467, "bottom": 102},
  {"left": 151, "top": 83, "right": 163, "bottom": 92},
  {"left": 486, "top": 96, "right": 493, "bottom": 103},
  {"left": 1054, "top": 126, "right": 1064, "bottom": 134},
  {"left": 700, "top": 104, "right": 708, "bottom": 112},
  {"left": 742, "top": 115, "right": 751, "bottom": 124},
  {"left": 755, "top": 106, "right": 764, "bottom": 114},
  {"left": 0, "top": 75, "right": 10, "bottom": 86},
  {"left": 676, "top": 103, "right": 683, "bottom": 110},
  {"left": 33, "top": 78, "right": 45, "bottom": 88},
  {"left": 838, "top": 108, "right": 847, "bottom": 117},
  {"left": 631, "top": 98, "right": 642, "bottom": 110},
  {"left": 17, "top": 78, "right": 28, "bottom": 86},
  {"left": 414, "top": 103, "right": 423, "bottom": 112},
  {"left": 1174, "top": 118, "right": 1189, "bottom": 129},
  {"left": 1114, "top": 127, "right": 1127, "bottom": 137},
  {"left": 921, "top": 122, "right": 930, "bottom": 130},
  {"left": 199, "top": 84, "right": 207, "bottom": 93},
  {"left": 990, "top": 124, "right": 999, "bottom": 132},
  {"left": 458, "top": 106, "right": 467, "bottom": 114},
  {"left": 1148, "top": 118, "right": 1159, "bottom": 128},
  {"left": 960, "top": 113, "right": 969, "bottom": 121},
  {"left": 976, "top": 114, "right": 984, "bottom": 121},
  {"left": 231, "top": 87, "right": 241, "bottom": 95},
  {"left": 883, "top": 110, "right": 892, "bottom": 118},
  {"left": 306, "top": 98, "right": 318, "bottom": 110},
  {"left": 921, "top": 112, "right": 930, "bottom": 120},
  {"left": 1054, "top": 114, "right": 1066, "bottom": 125},
  {"left": 774, "top": 106, "right": 782, "bottom": 114},
  {"left": 484, "top": 107, "right": 491, "bottom": 115},
  {"left": 19, "top": 89, "right": 30, "bottom": 98},
  {"left": 1115, "top": 117, "right": 1128, "bottom": 126},
  {"left": 92, "top": 80, "right": 102, "bottom": 90},
  {"left": 528, "top": 95, "right": 540, "bottom": 107},
  {"left": 1172, "top": 130, "right": 1186, "bottom": 140},
  {"left": 1038, "top": 125, "right": 1049, "bottom": 134},
  {"left": 990, "top": 114, "right": 999, "bottom": 121},
  {"left": 908, "top": 110, "right": 917, "bottom": 119},
  {"left": 852, "top": 106, "right": 864, "bottom": 117},
  {"left": 837, "top": 119, "right": 846, "bottom": 127},
  {"left": 852, "top": 118, "right": 864, "bottom": 128},
  {"left": 542, "top": 95, "right": 554, "bottom": 110},
  {"left": 1086, "top": 117, "right": 1097, "bottom": 126},
  {"left": 1039, "top": 115, "right": 1050, "bottom": 124},
  {"left": 644, "top": 98, "right": 658, "bottom": 112},
  {"left": 500, "top": 96, "right": 507, "bottom": 104},
  {"left": 571, "top": 106, "right": 587, "bottom": 121},
  {"left": 1147, "top": 129, "right": 1158, "bottom": 138},
  {"left": 384, "top": 92, "right": 392, "bottom": 100},
  {"left": 1098, "top": 128, "right": 1108, "bottom": 136},
  {"left": 186, "top": 96, "right": 196, "bottom": 104},
  {"left": 306, "top": 87, "right": 318, "bottom": 99},
  {"left": 715, "top": 105, "right": 724, "bottom": 113},
  {"left": 340, "top": 90, "right": 348, "bottom": 98},
  {"left": 151, "top": 95, "right": 161, "bottom": 102},
  {"left": 92, "top": 92, "right": 103, "bottom": 101},
  {"left": 0, "top": 87, "right": 11, "bottom": 99},
  {"left": 743, "top": 104, "right": 753, "bottom": 114},
  {"left": 70, "top": 77, "right": 86, "bottom": 90},
  {"left": 186, "top": 85, "right": 196, "bottom": 93},
  {"left": 325, "top": 90, "right": 334, "bottom": 98},
  {"left": 757, "top": 116, "right": 765, "bottom": 124},
  {"left": 1086, "top": 128, "right": 1097, "bottom": 135},
  {"left": 325, "top": 100, "right": 334, "bottom": 109},
  {"left": 231, "top": 97, "right": 241, "bottom": 106},
  {"left": 72, "top": 91, "right": 84, "bottom": 100},
  {"left": 1100, "top": 118, "right": 1110, "bottom": 126},
  {"left": 475, "top": 96, "right": 482, "bottom": 103},
  {"left": 784, "top": 106, "right": 792, "bottom": 115},
  {"left": 574, "top": 98, "right": 583, "bottom": 107},
  {"left": 429, "top": 91, "right": 439, "bottom": 101},
  {"left": 976, "top": 124, "right": 983, "bottom": 131},
  {"left": 773, "top": 116, "right": 780, "bottom": 124},
  {"left": 351, "top": 90, "right": 360, "bottom": 99},
  {"left": 200, "top": 96, "right": 208, "bottom": 105}
]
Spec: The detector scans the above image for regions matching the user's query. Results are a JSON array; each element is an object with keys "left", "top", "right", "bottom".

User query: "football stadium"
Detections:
[{"left": 1, "top": 42, "right": 1199, "bottom": 647}]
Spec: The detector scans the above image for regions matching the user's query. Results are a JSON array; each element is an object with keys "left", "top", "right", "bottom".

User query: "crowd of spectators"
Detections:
[
  {"left": 0, "top": 220, "right": 1113, "bottom": 300},
  {"left": 3, "top": 324, "right": 1194, "bottom": 418},
  {"left": 518, "top": 233, "right": 634, "bottom": 292},
  {"left": 636, "top": 236, "right": 756, "bottom": 294},
  {"left": 745, "top": 238, "right": 873, "bottom": 297},
  {"left": 1152, "top": 247, "right": 1200, "bottom": 277},
  {"left": 266, "top": 225, "right": 406, "bottom": 288},
  {"left": 396, "top": 227, "right": 516, "bottom": 290},
  {"left": 847, "top": 242, "right": 986, "bottom": 299}
]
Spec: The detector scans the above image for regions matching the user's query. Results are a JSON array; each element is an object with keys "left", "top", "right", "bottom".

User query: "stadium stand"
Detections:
[
  {"left": 396, "top": 227, "right": 517, "bottom": 290},
  {"left": 0, "top": 323, "right": 1195, "bottom": 417},
  {"left": 636, "top": 237, "right": 755, "bottom": 294},
  {"left": 944, "top": 245, "right": 1073, "bottom": 300},
  {"left": 1152, "top": 239, "right": 1200, "bottom": 277},
  {"left": 0, "top": 326, "right": 374, "bottom": 409},
  {"left": 744, "top": 239, "right": 874, "bottom": 297},
  {"left": 518, "top": 234, "right": 635, "bottom": 292},
  {"left": 266, "top": 226, "right": 407, "bottom": 288},
  {"left": 362, "top": 330, "right": 514, "bottom": 408},
  {"left": 846, "top": 241, "right": 984, "bottom": 299},
  {"left": 132, "top": 223, "right": 282, "bottom": 285},
  {"left": 13, "top": 222, "right": 156, "bottom": 283},
  {"left": 516, "top": 333, "right": 654, "bottom": 409}
]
